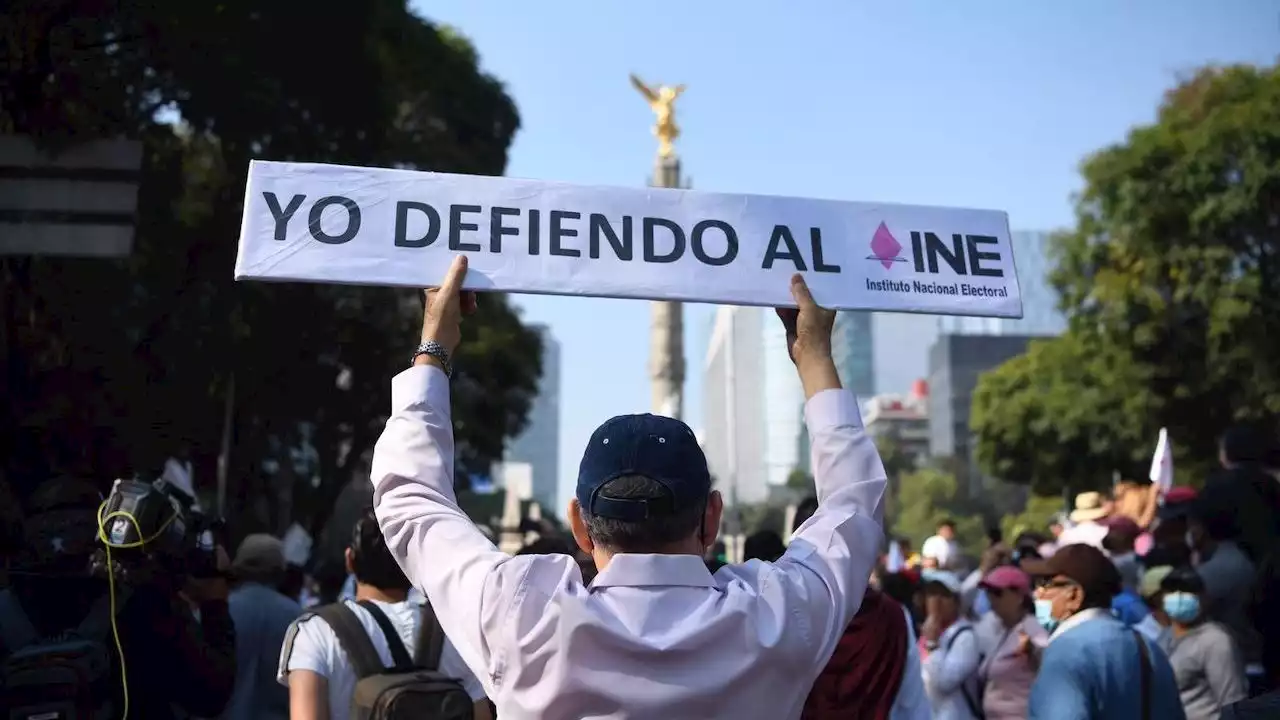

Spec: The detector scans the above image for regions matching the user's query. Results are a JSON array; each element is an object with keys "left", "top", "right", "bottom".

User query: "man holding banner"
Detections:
[{"left": 369, "top": 255, "right": 887, "bottom": 718}]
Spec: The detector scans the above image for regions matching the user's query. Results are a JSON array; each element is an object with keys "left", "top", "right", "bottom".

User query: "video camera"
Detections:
[{"left": 92, "top": 476, "right": 226, "bottom": 584}]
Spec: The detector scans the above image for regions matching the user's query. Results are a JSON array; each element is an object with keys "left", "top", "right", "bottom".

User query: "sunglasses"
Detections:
[{"left": 1035, "top": 578, "right": 1079, "bottom": 591}]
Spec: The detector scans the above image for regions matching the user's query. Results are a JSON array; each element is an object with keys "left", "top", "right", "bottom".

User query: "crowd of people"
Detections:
[{"left": 2, "top": 257, "right": 1279, "bottom": 719}]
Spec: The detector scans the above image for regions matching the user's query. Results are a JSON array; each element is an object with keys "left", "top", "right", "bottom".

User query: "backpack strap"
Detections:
[
  {"left": 313, "top": 603, "right": 387, "bottom": 679},
  {"left": 0, "top": 589, "right": 39, "bottom": 656},
  {"left": 414, "top": 601, "right": 446, "bottom": 671},
  {"left": 356, "top": 600, "right": 414, "bottom": 671},
  {"left": 1132, "top": 629, "right": 1152, "bottom": 720},
  {"left": 945, "top": 625, "right": 985, "bottom": 719}
]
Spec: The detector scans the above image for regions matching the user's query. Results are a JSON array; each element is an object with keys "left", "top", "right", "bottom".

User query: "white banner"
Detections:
[{"left": 235, "top": 161, "right": 1024, "bottom": 316}]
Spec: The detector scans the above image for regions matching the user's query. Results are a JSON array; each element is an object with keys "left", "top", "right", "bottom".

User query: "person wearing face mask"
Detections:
[
  {"left": 1160, "top": 566, "right": 1248, "bottom": 719},
  {"left": 1185, "top": 500, "right": 1264, "bottom": 691},
  {"left": 1134, "top": 564, "right": 1174, "bottom": 644},
  {"left": 1023, "top": 544, "right": 1184, "bottom": 720}
]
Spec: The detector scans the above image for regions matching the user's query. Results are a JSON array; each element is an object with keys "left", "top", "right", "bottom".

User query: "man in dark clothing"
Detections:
[
  {"left": 0, "top": 477, "right": 236, "bottom": 719},
  {"left": 1198, "top": 426, "right": 1280, "bottom": 566}
]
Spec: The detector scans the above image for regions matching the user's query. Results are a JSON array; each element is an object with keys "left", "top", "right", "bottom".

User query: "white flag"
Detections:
[{"left": 1149, "top": 427, "right": 1174, "bottom": 493}]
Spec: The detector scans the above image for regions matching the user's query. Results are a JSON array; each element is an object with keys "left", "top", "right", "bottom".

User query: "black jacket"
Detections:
[{"left": 3, "top": 575, "right": 236, "bottom": 719}]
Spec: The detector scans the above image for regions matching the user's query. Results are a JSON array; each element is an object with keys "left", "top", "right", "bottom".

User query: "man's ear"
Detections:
[
  {"left": 344, "top": 547, "right": 355, "bottom": 576},
  {"left": 567, "top": 499, "right": 594, "bottom": 555},
  {"left": 703, "top": 491, "right": 724, "bottom": 550}
]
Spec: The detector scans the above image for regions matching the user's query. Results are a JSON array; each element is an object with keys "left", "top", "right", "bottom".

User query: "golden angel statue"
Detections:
[{"left": 630, "top": 73, "right": 686, "bottom": 159}]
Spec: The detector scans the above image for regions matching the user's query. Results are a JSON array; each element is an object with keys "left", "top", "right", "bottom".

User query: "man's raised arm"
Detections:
[
  {"left": 773, "top": 275, "right": 887, "bottom": 669},
  {"left": 370, "top": 255, "right": 511, "bottom": 684}
]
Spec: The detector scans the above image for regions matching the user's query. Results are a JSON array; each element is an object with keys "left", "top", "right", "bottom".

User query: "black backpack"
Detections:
[
  {"left": 309, "top": 600, "right": 474, "bottom": 720},
  {"left": 0, "top": 587, "right": 128, "bottom": 720}
]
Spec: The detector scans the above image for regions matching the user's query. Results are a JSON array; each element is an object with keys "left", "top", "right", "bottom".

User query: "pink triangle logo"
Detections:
[{"left": 867, "top": 222, "right": 905, "bottom": 270}]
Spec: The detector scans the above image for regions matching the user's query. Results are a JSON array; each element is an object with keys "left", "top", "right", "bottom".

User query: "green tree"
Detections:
[
  {"left": 785, "top": 468, "right": 813, "bottom": 491},
  {"left": 893, "top": 467, "right": 985, "bottom": 558},
  {"left": 0, "top": 1, "right": 541, "bottom": 542},
  {"left": 972, "top": 332, "right": 1151, "bottom": 496},
  {"left": 1000, "top": 493, "right": 1065, "bottom": 546},
  {"left": 973, "top": 63, "right": 1280, "bottom": 493}
]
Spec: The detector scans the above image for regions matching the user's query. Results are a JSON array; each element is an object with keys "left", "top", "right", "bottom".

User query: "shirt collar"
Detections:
[
  {"left": 1050, "top": 607, "right": 1114, "bottom": 643},
  {"left": 591, "top": 554, "right": 718, "bottom": 589}
]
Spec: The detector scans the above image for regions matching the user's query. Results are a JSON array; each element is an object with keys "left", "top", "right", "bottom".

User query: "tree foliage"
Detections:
[
  {"left": 973, "top": 63, "right": 1280, "bottom": 493},
  {"left": 893, "top": 467, "right": 986, "bottom": 558},
  {"left": 999, "top": 493, "right": 1065, "bottom": 546},
  {"left": 0, "top": 0, "right": 542, "bottom": 541}
]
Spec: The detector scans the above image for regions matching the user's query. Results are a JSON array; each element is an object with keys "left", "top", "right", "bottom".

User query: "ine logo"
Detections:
[
  {"left": 867, "top": 222, "right": 1005, "bottom": 278},
  {"left": 867, "top": 222, "right": 906, "bottom": 269}
]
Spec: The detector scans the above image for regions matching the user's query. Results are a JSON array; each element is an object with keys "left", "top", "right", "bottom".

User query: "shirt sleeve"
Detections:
[
  {"left": 771, "top": 388, "right": 886, "bottom": 673},
  {"left": 1202, "top": 629, "right": 1249, "bottom": 709},
  {"left": 1028, "top": 646, "right": 1091, "bottom": 720},
  {"left": 278, "top": 616, "right": 335, "bottom": 682},
  {"left": 369, "top": 365, "right": 527, "bottom": 689},
  {"left": 923, "top": 627, "right": 981, "bottom": 696}
]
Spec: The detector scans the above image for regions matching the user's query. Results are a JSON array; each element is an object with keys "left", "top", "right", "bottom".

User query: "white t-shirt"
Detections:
[
  {"left": 277, "top": 598, "right": 485, "bottom": 720},
  {"left": 921, "top": 535, "right": 958, "bottom": 568}
]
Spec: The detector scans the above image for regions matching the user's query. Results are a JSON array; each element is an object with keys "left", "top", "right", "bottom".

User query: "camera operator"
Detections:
[{"left": 0, "top": 476, "right": 236, "bottom": 719}]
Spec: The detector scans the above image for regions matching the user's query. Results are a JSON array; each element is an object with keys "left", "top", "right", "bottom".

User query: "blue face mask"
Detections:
[
  {"left": 1034, "top": 598, "right": 1059, "bottom": 633},
  {"left": 1163, "top": 592, "right": 1201, "bottom": 623}
]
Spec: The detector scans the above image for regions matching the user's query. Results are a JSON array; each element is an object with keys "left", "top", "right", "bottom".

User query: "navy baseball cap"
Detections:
[{"left": 576, "top": 413, "right": 711, "bottom": 521}]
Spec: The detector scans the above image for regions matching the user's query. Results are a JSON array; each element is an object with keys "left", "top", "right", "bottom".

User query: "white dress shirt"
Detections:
[{"left": 370, "top": 365, "right": 886, "bottom": 720}]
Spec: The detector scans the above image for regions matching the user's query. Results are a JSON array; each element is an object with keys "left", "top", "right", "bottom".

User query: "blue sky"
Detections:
[{"left": 413, "top": 0, "right": 1277, "bottom": 512}]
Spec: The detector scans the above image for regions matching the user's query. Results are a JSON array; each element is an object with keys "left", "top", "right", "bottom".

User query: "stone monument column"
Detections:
[{"left": 631, "top": 75, "right": 689, "bottom": 420}]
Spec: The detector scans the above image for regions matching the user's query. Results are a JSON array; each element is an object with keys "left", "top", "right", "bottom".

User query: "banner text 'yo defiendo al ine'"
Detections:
[{"left": 234, "top": 161, "right": 1024, "bottom": 318}]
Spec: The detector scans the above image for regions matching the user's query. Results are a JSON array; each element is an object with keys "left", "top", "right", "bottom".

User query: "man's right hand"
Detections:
[{"left": 775, "top": 274, "right": 840, "bottom": 399}]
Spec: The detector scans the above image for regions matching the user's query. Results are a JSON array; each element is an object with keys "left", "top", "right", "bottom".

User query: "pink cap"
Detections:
[{"left": 981, "top": 565, "right": 1031, "bottom": 593}]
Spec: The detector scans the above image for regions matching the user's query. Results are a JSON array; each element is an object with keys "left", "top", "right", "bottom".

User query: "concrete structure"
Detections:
[
  {"left": 863, "top": 380, "right": 931, "bottom": 464},
  {"left": 492, "top": 461, "right": 533, "bottom": 554},
  {"left": 649, "top": 157, "right": 687, "bottom": 419},
  {"left": 927, "top": 334, "right": 1038, "bottom": 496},
  {"left": 504, "top": 325, "right": 561, "bottom": 512},
  {"left": 702, "top": 305, "right": 804, "bottom": 505},
  {"left": 832, "top": 311, "right": 875, "bottom": 397}
]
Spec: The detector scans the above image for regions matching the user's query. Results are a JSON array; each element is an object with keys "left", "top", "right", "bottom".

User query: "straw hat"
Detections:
[{"left": 1069, "top": 491, "right": 1110, "bottom": 523}]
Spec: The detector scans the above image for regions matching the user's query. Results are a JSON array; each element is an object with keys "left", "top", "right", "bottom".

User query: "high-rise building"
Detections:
[
  {"left": 937, "top": 230, "right": 1067, "bottom": 337},
  {"left": 832, "top": 311, "right": 875, "bottom": 397},
  {"left": 870, "top": 230, "right": 1064, "bottom": 396},
  {"left": 927, "top": 333, "right": 1038, "bottom": 499},
  {"left": 701, "top": 306, "right": 804, "bottom": 505},
  {"left": 871, "top": 312, "right": 939, "bottom": 396},
  {"left": 504, "top": 325, "right": 561, "bottom": 512}
]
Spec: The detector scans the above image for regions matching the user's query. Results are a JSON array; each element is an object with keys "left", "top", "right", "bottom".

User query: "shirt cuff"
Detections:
[
  {"left": 803, "top": 389, "right": 863, "bottom": 433},
  {"left": 391, "top": 363, "right": 450, "bottom": 413}
]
